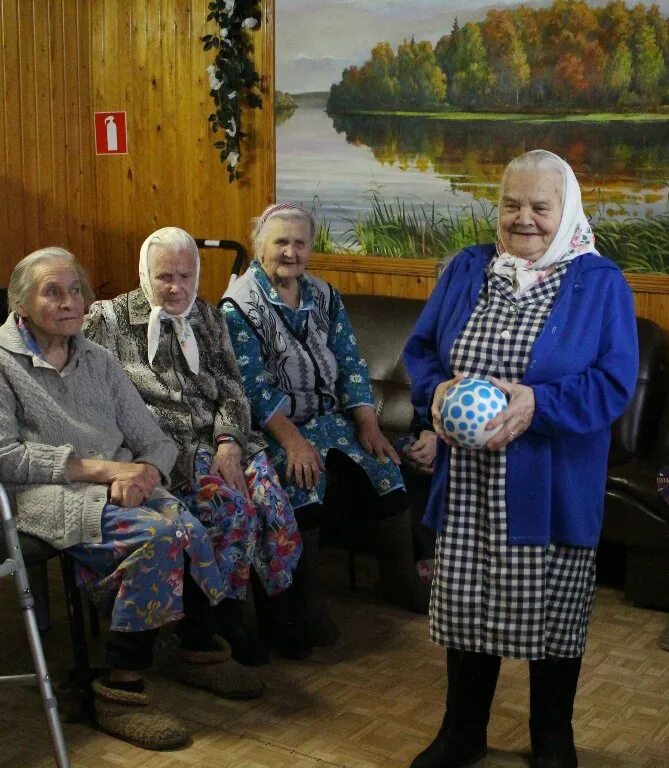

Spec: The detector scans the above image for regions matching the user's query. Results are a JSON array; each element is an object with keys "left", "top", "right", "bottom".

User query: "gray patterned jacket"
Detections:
[{"left": 83, "top": 289, "right": 265, "bottom": 489}]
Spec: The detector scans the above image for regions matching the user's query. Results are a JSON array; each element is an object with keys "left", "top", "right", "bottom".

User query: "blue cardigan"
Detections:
[{"left": 404, "top": 244, "right": 638, "bottom": 547}]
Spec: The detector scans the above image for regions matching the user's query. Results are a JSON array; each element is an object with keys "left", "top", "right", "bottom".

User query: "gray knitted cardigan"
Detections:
[
  {"left": 0, "top": 314, "right": 177, "bottom": 549},
  {"left": 83, "top": 289, "right": 265, "bottom": 489}
]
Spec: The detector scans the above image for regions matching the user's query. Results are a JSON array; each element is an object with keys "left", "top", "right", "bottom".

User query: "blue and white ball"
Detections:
[{"left": 440, "top": 378, "right": 507, "bottom": 448}]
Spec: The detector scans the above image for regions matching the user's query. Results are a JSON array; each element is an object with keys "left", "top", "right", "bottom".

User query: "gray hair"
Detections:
[
  {"left": 8, "top": 247, "right": 94, "bottom": 313},
  {"left": 251, "top": 204, "right": 316, "bottom": 261},
  {"left": 144, "top": 226, "right": 199, "bottom": 264},
  {"left": 501, "top": 149, "right": 566, "bottom": 204}
]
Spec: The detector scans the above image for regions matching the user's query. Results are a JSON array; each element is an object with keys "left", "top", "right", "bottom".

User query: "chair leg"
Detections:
[
  {"left": 88, "top": 601, "right": 100, "bottom": 638},
  {"left": 27, "top": 561, "right": 51, "bottom": 632},
  {"left": 347, "top": 548, "right": 357, "bottom": 591},
  {"left": 59, "top": 554, "right": 95, "bottom": 723}
]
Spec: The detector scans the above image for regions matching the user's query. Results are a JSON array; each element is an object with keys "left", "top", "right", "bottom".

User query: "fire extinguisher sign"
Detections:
[{"left": 94, "top": 111, "right": 128, "bottom": 155}]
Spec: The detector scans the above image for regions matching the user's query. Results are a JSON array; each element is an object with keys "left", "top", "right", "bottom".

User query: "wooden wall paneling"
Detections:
[
  {"left": 0, "top": 0, "right": 19, "bottom": 286},
  {"left": 62, "top": 0, "right": 95, "bottom": 274},
  {"left": 40, "top": 0, "right": 59, "bottom": 243},
  {"left": 17, "top": 2, "right": 39, "bottom": 260},
  {"left": 89, "top": 0, "right": 116, "bottom": 295},
  {"left": 174, "top": 0, "right": 197, "bottom": 234}
]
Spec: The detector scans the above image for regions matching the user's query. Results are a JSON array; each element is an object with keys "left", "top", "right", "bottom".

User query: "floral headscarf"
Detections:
[{"left": 494, "top": 150, "right": 599, "bottom": 296}]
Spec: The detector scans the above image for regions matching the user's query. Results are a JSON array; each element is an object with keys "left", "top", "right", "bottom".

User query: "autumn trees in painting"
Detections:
[{"left": 327, "top": 0, "right": 668, "bottom": 112}]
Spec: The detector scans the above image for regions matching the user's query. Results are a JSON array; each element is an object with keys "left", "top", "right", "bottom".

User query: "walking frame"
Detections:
[{"left": 0, "top": 483, "right": 71, "bottom": 768}]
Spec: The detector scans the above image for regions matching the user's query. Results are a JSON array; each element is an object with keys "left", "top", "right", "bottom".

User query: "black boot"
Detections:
[
  {"left": 212, "top": 598, "right": 270, "bottom": 667},
  {"left": 294, "top": 528, "right": 340, "bottom": 646},
  {"left": 529, "top": 656, "right": 581, "bottom": 768},
  {"left": 410, "top": 648, "right": 461, "bottom": 768},
  {"left": 252, "top": 571, "right": 312, "bottom": 660},
  {"left": 410, "top": 650, "right": 501, "bottom": 768},
  {"left": 376, "top": 512, "right": 425, "bottom": 612}
]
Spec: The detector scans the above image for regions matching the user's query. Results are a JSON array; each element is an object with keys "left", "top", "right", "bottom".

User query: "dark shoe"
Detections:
[
  {"left": 411, "top": 649, "right": 494, "bottom": 768},
  {"left": 531, "top": 727, "right": 578, "bottom": 768},
  {"left": 307, "top": 603, "right": 340, "bottom": 646},
  {"left": 271, "top": 615, "right": 312, "bottom": 660},
  {"left": 529, "top": 656, "right": 581, "bottom": 768},
  {"left": 410, "top": 702, "right": 487, "bottom": 767},
  {"left": 410, "top": 726, "right": 486, "bottom": 768},
  {"left": 294, "top": 528, "right": 341, "bottom": 645},
  {"left": 213, "top": 599, "right": 270, "bottom": 667},
  {"left": 410, "top": 711, "right": 448, "bottom": 768},
  {"left": 254, "top": 578, "right": 312, "bottom": 660},
  {"left": 93, "top": 678, "right": 189, "bottom": 750},
  {"left": 376, "top": 512, "right": 424, "bottom": 612}
]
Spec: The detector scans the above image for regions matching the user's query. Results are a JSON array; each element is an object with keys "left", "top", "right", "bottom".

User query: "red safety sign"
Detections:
[{"left": 94, "top": 111, "right": 128, "bottom": 155}]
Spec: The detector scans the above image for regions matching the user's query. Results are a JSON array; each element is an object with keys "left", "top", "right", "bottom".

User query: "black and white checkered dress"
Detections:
[{"left": 429, "top": 261, "right": 597, "bottom": 660}]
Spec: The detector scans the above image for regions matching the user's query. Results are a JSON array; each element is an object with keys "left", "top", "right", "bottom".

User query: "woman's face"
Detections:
[
  {"left": 498, "top": 169, "right": 564, "bottom": 262},
  {"left": 260, "top": 217, "right": 312, "bottom": 285},
  {"left": 18, "top": 260, "right": 86, "bottom": 341},
  {"left": 149, "top": 246, "right": 197, "bottom": 315}
]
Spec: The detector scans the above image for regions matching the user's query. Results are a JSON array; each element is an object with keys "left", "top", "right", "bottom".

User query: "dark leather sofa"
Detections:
[{"left": 343, "top": 293, "right": 669, "bottom": 612}]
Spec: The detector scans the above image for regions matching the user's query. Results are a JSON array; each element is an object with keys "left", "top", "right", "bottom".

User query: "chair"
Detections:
[
  {"left": 194, "top": 238, "right": 248, "bottom": 294},
  {"left": 602, "top": 317, "right": 669, "bottom": 610},
  {"left": 0, "top": 484, "right": 72, "bottom": 767}
]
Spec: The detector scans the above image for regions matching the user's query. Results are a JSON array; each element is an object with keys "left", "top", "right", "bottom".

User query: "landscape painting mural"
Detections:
[{"left": 275, "top": 0, "right": 669, "bottom": 272}]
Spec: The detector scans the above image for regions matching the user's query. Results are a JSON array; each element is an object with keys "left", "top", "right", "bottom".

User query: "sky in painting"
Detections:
[{"left": 277, "top": 0, "right": 669, "bottom": 93}]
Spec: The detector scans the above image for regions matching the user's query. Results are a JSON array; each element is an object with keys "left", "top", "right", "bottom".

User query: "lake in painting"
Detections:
[{"left": 277, "top": 97, "right": 669, "bottom": 249}]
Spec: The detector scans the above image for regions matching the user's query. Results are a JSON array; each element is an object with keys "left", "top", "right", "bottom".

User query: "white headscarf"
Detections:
[
  {"left": 139, "top": 227, "right": 200, "bottom": 374},
  {"left": 493, "top": 149, "right": 599, "bottom": 296}
]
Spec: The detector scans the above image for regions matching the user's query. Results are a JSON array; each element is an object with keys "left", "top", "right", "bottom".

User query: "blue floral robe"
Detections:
[{"left": 221, "top": 261, "right": 404, "bottom": 508}]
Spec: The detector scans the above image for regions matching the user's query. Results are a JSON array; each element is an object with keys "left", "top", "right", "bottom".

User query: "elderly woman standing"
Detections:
[
  {"left": 0, "top": 248, "right": 262, "bottom": 751},
  {"left": 83, "top": 227, "right": 303, "bottom": 661},
  {"left": 221, "top": 203, "right": 421, "bottom": 650},
  {"left": 404, "top": 150, "right": 638, "bottom": 768}
]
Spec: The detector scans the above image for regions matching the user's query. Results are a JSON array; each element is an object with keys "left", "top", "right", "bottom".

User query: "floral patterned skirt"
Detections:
[
  {"left": 178, "top": 446, "right": 302, "bottom": 597},
  {"left": 69, "top": 495, "right": 226, "bottom": 632},
  {"left": 70, "top": 448, "right": 302, "bottom": 632},
  {"left": 265, "top": 411, "right": 405, "bottom": 509}
]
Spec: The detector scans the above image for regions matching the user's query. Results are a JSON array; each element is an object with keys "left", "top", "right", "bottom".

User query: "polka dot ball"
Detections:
[{"left": 439, "top": 378, "right": 507, "bottom": 448}]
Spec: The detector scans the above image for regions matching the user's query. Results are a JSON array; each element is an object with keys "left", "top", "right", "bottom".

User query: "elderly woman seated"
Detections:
[
  {"left": 0, "top": 248, "right": 263, "bottom": 751},
  {"left": 221, "top": 203, "right": 421, "bottom": 648},
  {"left": 83, "top": 227, "right": 304, "bottom": 660}
]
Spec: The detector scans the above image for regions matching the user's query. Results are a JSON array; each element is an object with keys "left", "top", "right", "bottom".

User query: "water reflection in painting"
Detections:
[{"left": 277, "top": 103, "right": 669, "bottom": 269}]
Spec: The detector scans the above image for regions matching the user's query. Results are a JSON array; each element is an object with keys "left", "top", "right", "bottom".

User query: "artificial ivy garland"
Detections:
[{"left": 203, "top": 0, "right": 262, "bottom": 182}]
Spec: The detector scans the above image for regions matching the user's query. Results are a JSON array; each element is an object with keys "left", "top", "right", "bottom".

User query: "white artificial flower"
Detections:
[
  {"left": 242, "top": 17, "right": 258, "bottom": 29},
  {"left": 219, "top": 27, "right": 228, "bottom": 39},
  {"left": 224, "top": 0, "right": 235, "bottom": 14},
  {"left": 226, "top": 150, "right": 239, "bottom": 167},
  {"left": 226, "top": 116, "right": 237, "bottom": 137},
  {"left": 207, "top": 64, "right": 223, "bottom": 90}
]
